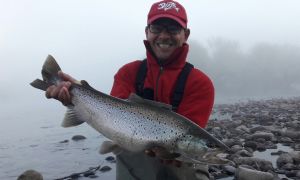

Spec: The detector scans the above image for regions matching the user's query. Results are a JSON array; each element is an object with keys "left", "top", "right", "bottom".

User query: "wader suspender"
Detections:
[{"left": 135, "top": 59, "right": 194, "bottom": 111}]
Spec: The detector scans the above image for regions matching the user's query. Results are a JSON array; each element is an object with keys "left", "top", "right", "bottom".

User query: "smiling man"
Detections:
[
  {"left": 45, "top": 0, "right": 214, "bottom": 179},
  {"left": 110, "top": 1, "right": 214, "bottom": 180}
]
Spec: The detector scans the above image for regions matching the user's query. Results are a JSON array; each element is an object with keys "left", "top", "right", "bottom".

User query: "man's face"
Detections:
[{"left": 146, "top": 18, "right": 190, "bottom": 61}]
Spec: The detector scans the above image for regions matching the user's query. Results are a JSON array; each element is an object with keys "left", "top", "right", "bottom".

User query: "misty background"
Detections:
[
  {"left": 0, "top": 0, "right": 300, "bottom": 179},
  {"left": 1, "top": 0, "right": 300, "bottom": 107}
]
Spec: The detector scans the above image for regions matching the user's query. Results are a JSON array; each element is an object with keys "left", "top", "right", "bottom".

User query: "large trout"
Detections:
[{"left": 31, "top": 55, "right": 230, "bottom": 164}]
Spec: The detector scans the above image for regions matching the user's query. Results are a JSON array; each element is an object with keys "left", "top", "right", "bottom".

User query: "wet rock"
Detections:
[
  {"left": 249, "top": 126, "right": 268, "bottom": 133},
  {"left": 235, "top": 167, "right": 274, "bottom": 180},
  {"left": 99, "top": 166, "right": 112, "bottom": 172},
  {"left": 105, "top": 156, "right": 116, "bottom": 163},
  {"left": 234, "top": 157, "right": 273, "bottom": 171},
  {"left": 249, "top": 132, "right": 275, "bottom": 141},
  {"left": 285, "top": 170, "right": 300, "bottom": 178},
  {"left": 222, "top": 165, "right": 236, "bottom": 175},
  {"left": 256, "top": 143, "right": 267, "bottom": 152},
  {"left": 277, "top": 153, "right": 293, "bottom": 168},
  {"left": 244, "top": 141, "right": 257, "bottom": 151},
  {"left": 88, "top": 175, "right": 99, "bottom": 178},
  {"left": 83, "top": 171, "right": 95, "bottom": 177},
  {"left": 236, "top": 125, "right": 250, "bottom": 133},
  {"left": 264, "top": 141, "right": 277, "bottom": 149},
  {"left": 281, "top": 163, "right": 296, "bottom": 171},
  {"left": 59, "top": 140, "right": 69, "bottom": 143},
  {"left": 71, "top": 135, "right": 86, "bottom": 141},
  {"left": 17, "top": 170, "right": 43, "bottom": 180},
  {"left": 289, "top": 151, "right": 300, "bottom": 164},
  {"left": 70, "top": 173, "right": 80, "bottom": 178},
  {"left": 235, "top": 149, "right": 253, "bottom": 157},
  {"left": 255, "top": 138, "right": 266, "bottom": 143},
  {"left": 293, "top": 143, "right": 300, "bottom": 150},
  {"left": 223, "top": 138, "right": 242, "bottom": 147},
  {"left": 281, "top": 130, "right": 300, "bottom": 140},
  {"left": 230, "top": 145, "right": 243, "bottom": 153},
  {"left": 279, "top": 137, "right": 294, "bottom": 145},
  {"left": 271, "top": 150, "right": 287, "bottom": 156}
]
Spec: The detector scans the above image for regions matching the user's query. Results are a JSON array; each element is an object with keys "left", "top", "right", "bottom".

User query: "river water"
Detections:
[{"left": 0, "top": 101, "right": 115, "bottom": 180}]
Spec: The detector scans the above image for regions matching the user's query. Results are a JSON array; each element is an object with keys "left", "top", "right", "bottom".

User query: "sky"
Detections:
[{"left": 0, "top": 0, "right": 300, "bottom": 104}]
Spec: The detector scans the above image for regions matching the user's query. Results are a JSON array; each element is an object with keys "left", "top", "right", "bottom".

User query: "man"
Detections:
[{"left": 46, "top": 1, "right": 214, "bottom": 179}]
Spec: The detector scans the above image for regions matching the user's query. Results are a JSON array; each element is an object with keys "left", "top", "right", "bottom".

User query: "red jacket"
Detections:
[{"left": 110, "top": 41, "right": 214, "bottom": 128}]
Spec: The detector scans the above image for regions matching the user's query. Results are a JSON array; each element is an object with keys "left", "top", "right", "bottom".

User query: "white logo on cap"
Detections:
[{"left": 158, "top": 2, "right": 179, "bottom": 12}]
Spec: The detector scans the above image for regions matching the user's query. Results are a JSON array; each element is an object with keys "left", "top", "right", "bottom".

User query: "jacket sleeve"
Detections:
[
  {"left": 176, "top": 70, "right": 215, "bottom": 128},
  {"left": 110, "top": 61, "right": 140, "bottom": 99}
]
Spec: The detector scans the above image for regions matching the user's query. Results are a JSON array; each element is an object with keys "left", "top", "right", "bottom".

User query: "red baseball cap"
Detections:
[{"left": 147, "top": 0, "right": 188, "bottom": 28}]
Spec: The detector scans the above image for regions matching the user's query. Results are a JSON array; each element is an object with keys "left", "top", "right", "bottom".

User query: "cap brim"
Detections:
[{"left": 148, "top": 14, "right": 187, "bottom": 28}]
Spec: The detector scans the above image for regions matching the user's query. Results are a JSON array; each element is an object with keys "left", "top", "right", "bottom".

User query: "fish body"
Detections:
[{"left": 31, "top": 55, "right": 230, "bottom": 164}]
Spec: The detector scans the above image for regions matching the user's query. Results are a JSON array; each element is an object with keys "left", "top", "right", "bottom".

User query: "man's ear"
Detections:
[
  {"left": 184, "top": 28, "right": 190, "bottom": 41},
  {"left": 145, "top": 26, "right": 149, "bottom": 38}
]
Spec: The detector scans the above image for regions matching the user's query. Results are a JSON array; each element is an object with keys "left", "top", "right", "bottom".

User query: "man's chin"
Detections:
[{"left": 156, "top": 52, "right": 173, "bottom": 60}]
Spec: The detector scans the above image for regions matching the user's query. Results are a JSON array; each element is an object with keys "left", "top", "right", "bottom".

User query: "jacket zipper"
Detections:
[{"left": 155, "top": 66, "right": 163, "bottom": 100}]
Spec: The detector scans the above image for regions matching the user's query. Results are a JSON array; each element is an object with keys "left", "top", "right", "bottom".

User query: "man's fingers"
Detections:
[
  {"left": 58, "top": 87, "right": 71, "bottom": 106},
  {"left": 64, "top": 87, "right": 71, "bottom": 104},
  {"left": 45, "top": 85, "right": 56, "bottom": 99},
  {"left": 58, "top": 71, "right": 77, "bottom": 83},
  {"left": 50, "top": 84, "right": 62, "bottom": 99},
  {"left": 45, "top": 82, "right": 72, "bottom": 104}
]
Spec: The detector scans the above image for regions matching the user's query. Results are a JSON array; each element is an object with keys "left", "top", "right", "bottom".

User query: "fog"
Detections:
[
  {"left": 189, "top": 39, "right": 300, "bottom": 102},
  {"left": 1, "top": 0, "right": 300, "bottom": 106}
]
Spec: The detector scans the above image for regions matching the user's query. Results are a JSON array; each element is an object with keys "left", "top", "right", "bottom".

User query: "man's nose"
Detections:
[{"left": 158, "top": 28, "right": 171, "bottom": 37}]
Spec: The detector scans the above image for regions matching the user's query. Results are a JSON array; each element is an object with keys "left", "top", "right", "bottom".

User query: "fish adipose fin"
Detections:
[
  {"left": 99, "top": 140, "right": 123, "bottom": 155},
  {"left": 128, "top": 93, "right": 172, "bottom": 110},
  {"left": 61, "top": 106, "right": 85, "bottom": 127}
]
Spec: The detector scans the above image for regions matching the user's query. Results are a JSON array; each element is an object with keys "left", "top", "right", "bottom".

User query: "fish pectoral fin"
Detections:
[
  {"left": 61, "top": 107, "right": 85, "bottom": 127},
  {"left": 99, "top": 141, "right": 123, "bottom": 155}
]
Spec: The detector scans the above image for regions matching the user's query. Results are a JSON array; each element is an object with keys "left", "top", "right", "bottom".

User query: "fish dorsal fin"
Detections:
[
  {"left": 128, "top": 93, "right": 172, "bottom": 110},
  {"left": 42, "top": 55, "right": 61, "bottom": 84},
  {"left": 61, "top": 106, "right": 85, "bottom": 127}
]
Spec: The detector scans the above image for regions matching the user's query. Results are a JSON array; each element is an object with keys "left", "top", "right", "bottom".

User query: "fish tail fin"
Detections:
[
  {"left": 41, "top": 55, "right": 61, "bottom": 84},
  {"left": 30, "top": 55, "right": 62, "bottom": 91},
  {"left": 30, "top": 79, "right": 51, "bottom": 91}
]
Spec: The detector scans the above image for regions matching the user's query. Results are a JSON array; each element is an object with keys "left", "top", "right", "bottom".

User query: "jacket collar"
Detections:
[{"left": 143, "top": 40, "right": 189, "bottom": 69}]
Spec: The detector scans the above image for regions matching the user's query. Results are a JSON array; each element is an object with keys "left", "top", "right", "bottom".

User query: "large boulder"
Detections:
[
  {"left": 235, "top": 167, "right": 274, "bottom": 180},
  {"left": 17, "top": 170, "right": 43, "bottom": 180}
]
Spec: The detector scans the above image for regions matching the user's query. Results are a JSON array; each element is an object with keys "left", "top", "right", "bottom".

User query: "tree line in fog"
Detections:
[{"left": 188, "top": 38, "right": 300, "bottom": 99}]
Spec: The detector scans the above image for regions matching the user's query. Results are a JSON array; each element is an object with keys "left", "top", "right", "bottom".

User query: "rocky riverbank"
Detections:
[
  {"left": 14, "top": 97, "right": 300, "bottom": 180},
  {"left": 206, "top": 97, "right": 300, "bottom": 179}
]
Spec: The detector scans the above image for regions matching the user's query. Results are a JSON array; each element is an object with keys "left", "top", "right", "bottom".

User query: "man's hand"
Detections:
[
  {"left": 145, "top": 148, "right": 182, "bottom": 167},
  {"left": 45, "top": 71, "right": 78, "bottom": 106}
]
